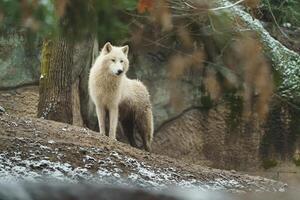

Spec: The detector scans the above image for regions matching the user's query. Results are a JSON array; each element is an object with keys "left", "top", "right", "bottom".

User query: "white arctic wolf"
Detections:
[{"left": 88, "top": 42, "right": 153, "bottom": 151}]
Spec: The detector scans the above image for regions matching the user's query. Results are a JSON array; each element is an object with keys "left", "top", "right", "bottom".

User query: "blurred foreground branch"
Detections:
[
  {"left": 168, "top": 0, "right": 300, "bottom": 103},
  {"left": 218, "top": 0, "right": 300, "bottom": 103},
  {"left": 216, "top": 0, "right": 300, "bottom": 102}
]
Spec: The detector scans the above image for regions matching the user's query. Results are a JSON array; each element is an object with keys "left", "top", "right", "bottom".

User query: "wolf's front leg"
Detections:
[
  {"left": 96, "top": 105, "right": 106, "bottom": 136},
  {"left": 109, "top": 106, "right": 118, "bottom": 140}
]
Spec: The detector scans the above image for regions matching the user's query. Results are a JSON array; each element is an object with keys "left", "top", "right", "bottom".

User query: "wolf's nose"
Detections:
[{"left": 116, "top": 69, "right": 123, "bottom": 75}]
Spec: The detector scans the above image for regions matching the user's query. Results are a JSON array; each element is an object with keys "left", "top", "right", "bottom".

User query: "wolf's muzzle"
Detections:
[{"left": 116, "top": 69, "right": 123, "bottom": 76}]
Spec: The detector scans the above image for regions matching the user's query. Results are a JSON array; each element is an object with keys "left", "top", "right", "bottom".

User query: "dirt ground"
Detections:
[
  {"left": 0, "top": 86, "right": 299, "bottom": 190},
  {"left": 0, "top": 113, "right": 287, "bottom": 192},
  {"left": 0, "top": 86, "right": 39, "bottom": 118},
  {"left": 4, "top": 85, "right": 300, "bottom": 193}
]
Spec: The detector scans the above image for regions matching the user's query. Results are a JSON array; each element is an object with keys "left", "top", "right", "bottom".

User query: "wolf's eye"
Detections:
[
  {"left": 111, "top": 59, "right": 116, "bottom": 62},
  {"left": 120, "top": 60, "right": 124, "bottom": 63}
]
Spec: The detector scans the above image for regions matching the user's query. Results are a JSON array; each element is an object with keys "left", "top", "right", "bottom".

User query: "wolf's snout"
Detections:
[{"left": 116, "top": 69, "right": 123, "bottom": 75}]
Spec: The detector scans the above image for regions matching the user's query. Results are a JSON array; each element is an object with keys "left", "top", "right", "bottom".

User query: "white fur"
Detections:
[{"left": 88, "top": 42, "right": 153, "bottom": 151}]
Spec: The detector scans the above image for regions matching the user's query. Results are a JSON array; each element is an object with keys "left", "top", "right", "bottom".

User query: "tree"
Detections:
[
  {"left": 37, "top": 38, "right": 74, "bottom": 123},
  {"left": 36, "top": 0, "right": 97, "bottom": 124},
  {"left": 35, "top": 0, "right": 137, "bottom": 125}
]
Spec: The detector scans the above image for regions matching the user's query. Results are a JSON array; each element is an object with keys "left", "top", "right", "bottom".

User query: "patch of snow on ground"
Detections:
[{"left": 0, "top": 149, "right": 287, "bottom": 192}]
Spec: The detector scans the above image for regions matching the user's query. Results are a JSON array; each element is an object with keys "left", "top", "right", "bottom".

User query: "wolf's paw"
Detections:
[
  {"left": 108, "top": 135, "right": 117, "bottom": 141},
  {"left": 99, "top": 132, "right": 106, "bottom": 137}
]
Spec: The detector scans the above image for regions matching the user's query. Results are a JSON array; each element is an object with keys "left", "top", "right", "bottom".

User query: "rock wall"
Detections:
[
  {"left": 0, "top": 30, "right": 40, "bottom": 89},
  {"left": 128, "top": 50, "right": 203, "bottom": 129},
  {"left": 128, "top": 47, "right": 300, "bottom": 171},
  {"left": 152, "top": 104, "right": 263, "bottom": 171}
]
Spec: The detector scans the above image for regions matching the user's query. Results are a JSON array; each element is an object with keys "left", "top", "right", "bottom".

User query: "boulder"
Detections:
[{"left": 0, "top": 30, "right": 40, "bottom": 89}]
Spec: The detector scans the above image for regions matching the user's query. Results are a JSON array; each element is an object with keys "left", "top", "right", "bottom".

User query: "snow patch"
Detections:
[{"left": 0, "top": 148, "right": 287, "bottom": 193}]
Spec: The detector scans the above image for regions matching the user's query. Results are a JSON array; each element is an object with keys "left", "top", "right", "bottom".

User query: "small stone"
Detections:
[
  {"left": 1, "top": 93, "right": 11, "bottom": 97},
  {"left": 48, "top": 140, "right": 55, "bottom": 144},
  {"left": 79, "top": 147, "right": 87, "bottom": 154},
  {"left": 0, "top": 106, "right": 5, "bottom": 114}
]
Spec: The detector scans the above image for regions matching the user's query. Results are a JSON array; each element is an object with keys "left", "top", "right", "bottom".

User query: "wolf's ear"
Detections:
[
  {"left": 103, "top": 42, "right": 113, "bottom": 54},
  {"left": 122, "top": 45, "right": 129, "bottom": 56}
]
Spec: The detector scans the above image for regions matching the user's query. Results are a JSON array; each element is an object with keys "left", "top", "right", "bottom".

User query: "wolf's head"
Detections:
[{"left": 100, "top": 42, "right": 129, "bottom": 76}]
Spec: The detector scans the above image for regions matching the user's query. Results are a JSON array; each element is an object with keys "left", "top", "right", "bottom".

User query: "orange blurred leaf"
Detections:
[
  {"left": 244, "top": 0, "right": 261, "bottom": 8},
  {"left": 138, "top": 0, "right": 154, "bottom": 13}
]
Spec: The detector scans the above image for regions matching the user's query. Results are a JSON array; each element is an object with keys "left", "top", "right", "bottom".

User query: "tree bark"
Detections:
[
  {"left": 72, "top": 36, "right": 97, "bottom": 127},
  {"left": 37, "top": 38, "right": 74, "bottom": 124}
]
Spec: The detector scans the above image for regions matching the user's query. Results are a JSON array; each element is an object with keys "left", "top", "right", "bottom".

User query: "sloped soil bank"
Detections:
[{"left": 0, "top": 114, "right": 287, "bottom": 193}]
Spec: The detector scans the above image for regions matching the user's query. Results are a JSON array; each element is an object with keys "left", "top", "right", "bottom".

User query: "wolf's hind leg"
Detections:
[
  {"left": 122, "top": 117, "right": 138, "bottom": 148},
  {"left": 136, "top": 107, "right": 153, "bottom": 152}
]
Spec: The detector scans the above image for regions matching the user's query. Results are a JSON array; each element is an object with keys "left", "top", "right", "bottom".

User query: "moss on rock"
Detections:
[{"left": 262, "top": 159, "right": 278, "bottom": 169}]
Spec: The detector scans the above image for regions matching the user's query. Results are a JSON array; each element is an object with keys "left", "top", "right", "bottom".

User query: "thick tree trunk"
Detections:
[
  {"left": 79, "top": 38, "right": 99, "bottom": 130},
  {"left": 37, "top": 38, "right": 74, "bottom": 124},
  {"left": 72, "top": 36, "right": 98, "bottom": 128}
]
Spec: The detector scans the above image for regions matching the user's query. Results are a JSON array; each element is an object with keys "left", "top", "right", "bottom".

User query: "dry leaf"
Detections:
[
  {"left": 54, "top": 0, "right": 69, "bottom": 17},
  {"left": 150, "top": 0, "right": 173, "bottom": 31},
  {"left": 177, "top": 26, "right": 193, "bottom": 48},
  {"left": 138, "top": 0, "right": 154, "bottom": 13},
  {"left": 233, "top": 35, "right": 273, "bottom": 120},
  {"left": 168, "top": 54, "right": 187, "bottom": 80},
  {"left": 204, "top": 68, "right": 221, "bottom": 101},
  {"left": 244, "top": 0, "right": 261, "bottom": 8}
]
